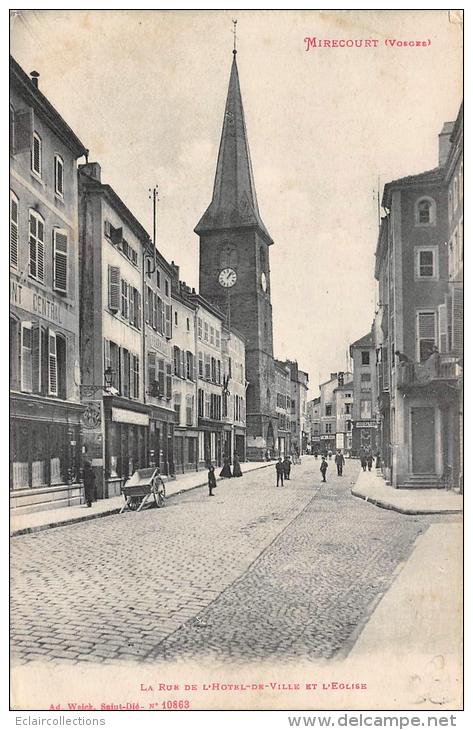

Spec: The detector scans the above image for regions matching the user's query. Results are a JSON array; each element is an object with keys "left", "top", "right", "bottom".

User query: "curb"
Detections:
[
  {"left": 11, "top": 462, "right": 274, "bottom": 537},
  {"left": 351, "top": 488, "right": 463, "bottom": 516}
]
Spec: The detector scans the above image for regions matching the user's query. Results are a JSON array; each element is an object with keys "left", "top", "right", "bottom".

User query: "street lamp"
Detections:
[{"left": 104, "top": 366, "right": 114, "bottom": 390}]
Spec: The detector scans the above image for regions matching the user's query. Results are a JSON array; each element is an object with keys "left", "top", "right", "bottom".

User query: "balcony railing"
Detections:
[{"left": 397, "top": 356, "right": 461, "bottom": 388}]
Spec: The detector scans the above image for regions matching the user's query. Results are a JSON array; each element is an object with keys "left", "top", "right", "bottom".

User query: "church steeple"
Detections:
[{"left": 195, "top": 53, "right": 273, "bottom": 244}]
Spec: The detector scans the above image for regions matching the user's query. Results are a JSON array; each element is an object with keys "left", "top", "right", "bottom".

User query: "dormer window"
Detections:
[{"left": 415, "top": 197, "right": 436, "bottom": 226}]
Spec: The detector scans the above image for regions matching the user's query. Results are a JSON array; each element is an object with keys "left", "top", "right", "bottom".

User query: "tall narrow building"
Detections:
[{"left": 195, "top": 50, "right": 278, "bottom": 459}]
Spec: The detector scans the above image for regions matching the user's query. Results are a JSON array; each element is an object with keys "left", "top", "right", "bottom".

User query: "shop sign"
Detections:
[
  {"left": 111, "top": 407, "right": 149, "bottom": 426},
  {"left": 147, "top": 332, "right": 171, "bottom": 358},
  {"left": 81, "top": 402, "right": 102, "bottom": 429},
  {"left": 10, "top": 279, "right": 76, "bottom": 332},
  {"left": 320, "top": 435, "right": 334, "bottom": 441},
  {"left": 354, "top": 420, "right": 378, "bottom": 429}
]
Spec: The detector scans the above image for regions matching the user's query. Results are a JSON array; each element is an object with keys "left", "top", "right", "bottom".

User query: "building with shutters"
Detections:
[
  {"left": 286, "top": 361, "right": 309, "bottom": 455},
  {"left": 143, "top": 250, "right": 176, "bottom": 477},
  {"left": 334, "top": 380, "right": 354, "bottom": 454},
  {"left": 221, "top": 325, "right": 247, "bottom": 462},
  {"left": 9, "top": 57, "right": 88, "bottom": 513},
  {"left": 350, "top": 331, "right": 379, "bottom": 457},
  {"left": 78, "top": 162, "right": 159, "bottom": 498},
  {"left": 374, "top": 107, "right": 462, "bottom": 488},
  {"left": 169, "top": 274, "right": 199, "bottom": 473},
  {"left": 318, "top": 372, "right": 352, "bottom": 454},
  {"left": 274, "top": 360, "right": 292, "bottom": 457},
  {"left": 307, "top": 396, "right": 321, "bottom": 454}
]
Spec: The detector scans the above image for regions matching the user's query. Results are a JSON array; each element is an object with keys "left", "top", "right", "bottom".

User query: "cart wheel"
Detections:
[
  {"left": 155, "top": 488, "right": 166, "bottom": 508},
  {"left": 128, "top": 497, "right": 141, "bottom": 511}
]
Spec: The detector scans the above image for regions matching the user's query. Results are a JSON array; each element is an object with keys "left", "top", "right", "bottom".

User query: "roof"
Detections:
[
  {"left": 381, "top": 167, "right": 443, "bottom": 208},
  {"left": 194, "top": 53, "right": 273, "bottom": 244},
  {"left": 10, "top": 55, "right": 88, "bottom": 159},
  {"left": 350, "top": 332, "right": 373, "bottom": 349}
]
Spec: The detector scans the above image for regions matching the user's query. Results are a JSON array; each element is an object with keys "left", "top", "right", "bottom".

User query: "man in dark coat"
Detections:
[
  {"left": 275, "top": 458, "right": 285, "bottom": 487},
  {"left": 232, "top": 453, "right": 243, "bottom": 477},
  {"left": 208, "top": 465, "right": 217, "bottom": 496},
  {"left": 320, "top": 456, "right": 328, "bottom": 483},
  {"left": 360, "top": 452, "right": 367, "bottom": 471},
  {"left": 334, "top": 449, "right": 345, "bottom": 476},
  {"left": 367, "top": 453, "right": 373, "bottom": 471},
  {"left": 82, "top": 448, "right": 95, "bottom": 508},
  {"left": 283, "top": 455, "right": 291, "bottom": 480}
]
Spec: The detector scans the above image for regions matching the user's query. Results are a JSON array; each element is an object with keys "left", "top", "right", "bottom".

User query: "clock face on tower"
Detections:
[
  {"left": 261, "top": 272, "right": 267, "bottom": 293},
  {"left": 219, "top": 267, "right": 237, "bottom": 288}
]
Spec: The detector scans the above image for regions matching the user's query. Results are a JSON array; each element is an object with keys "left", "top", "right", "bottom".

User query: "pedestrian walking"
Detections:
[
  {"left": 220, "top": 457, "right": 232, "bottom": 478},
  {"left": 276, "top": 457, "right": 285, "bottom": 487},
  {"left": 82, "top": 447, "right": 95, "bottom": 508},
  {"left": 375, "top": 452, "right": 381, "bottom": 469},
  {"left": 320, "top": 456, "right": 328, "bottom": 483},
  {"left": 334, "top": 449, "right": 345, "bottom": 476},
  {"left": 360, "top": 452, "right": 367, "bottom": 471},
  {"left": 283, "top": 455, "right": 292, "bottom": 480},
  {"left": 328, "top": 450, "right": 333, "bottom": 460},
  {"left": 208, "top": 465, "right": 217, "bottom": 496},
  {"left": 232, "top": 453, "right": 243, "bottom": 477},
  {"left": 367, "top": 453, "right": 373, "bottom": 471}
]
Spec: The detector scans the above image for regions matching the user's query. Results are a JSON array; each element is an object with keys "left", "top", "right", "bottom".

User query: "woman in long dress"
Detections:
[
  {"left": 232, "top": 453, "right": 243, "bottom": 477},
  {"left": 220, "top": 457, "right": 233, "bottom": 478}
]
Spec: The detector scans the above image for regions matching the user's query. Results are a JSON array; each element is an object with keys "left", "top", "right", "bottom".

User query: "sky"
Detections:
[{"left": 10, "top": 9, "right": 463, "bottom": 398}]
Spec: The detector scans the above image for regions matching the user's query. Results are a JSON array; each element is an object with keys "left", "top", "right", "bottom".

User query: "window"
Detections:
[
  {"left": 20, "top": 322, "right": 33, "bottom": 393},
  {"left": 360, "top": 400, "right": 372, "bottom": 419},
  {"left": 210, "top": 326, "right": 215, "bottom": 345},
  {"left": 29, "top": 210, "right": 45, "bottom": 282},
  {"left": 31, "top": 132, "right": 41, "bottom": 177},
  {"left": 121, "top": 349, "right": 130, "bottom": 397},
  {"left": 48, "top": 330, "right": 58, "bottom": 396},
  {"left": 173, "top": 346, "right": 181, "bottom": 377},
  {"left": 325, "top": 405, "right": 332, "bottom": 417},
  {"left": 121, "top": 280, "right": 129, "bottom": 319},
  {"left": 361, "top": 351, "right": 370, "bottom": 365},
  {"left": 198, "top": 318, "right": 203, "bottom": 339},
  {"left": 345, "top": 403, "right": 351, "bottom": 414},
  {"left": 204, "top": 353, "right": 211, "bottom": 380},
  {"left": 174, "top": 310, "right": 178, "bottom": 326},
  {"left": 156, "top": 269, "right": 161, "bottom": 289},
  {"left": 416, "top": 310, "right": 436, "bottom": 362},
  {"left": 131, "top": 288, "right": 141, "bottom": 328},
  {"left": 186, "top": 317, "right": 190, "bottom": 332},
  {"left": 10, "top": 317, "right": 20, "bottom": 389},
  {"left": 361, "top": 373, "right": 371, "bottom": 382},
  {"left": 198, "top": 389, "right": 204, "bottom": 418},
  {"left": 54, "top": 155, "right": 64, "bottom": 197},
  {"left": 415, "top": 197, "right": 435, "bottom": 226},
  {"left": 204, "top": 321, "right": 209, "bottom": 341},
  {"left": 131, "top": 355, "right": 140, "bottom": 398},
  {"left": 186, "top": 351, "right": 194, "bottom": 380},
  {"left": 10, "top": 191, "right": 18, "bottom": 268},
  {"left": 52, "top": 229, "right": 68, "bottom": 293},
  {"left": 216, "top": 329, "right": 220, "bottom": 348},
  {"left": 165, "top": 362, "right": 172, "bottom": 399},
  {"left": 165, "top": 304, "right": 172, "bottom": 339},
  {"left": 198, "top": 351, "right": 203, "bottom": 377},
  {"left": 108, "top": 266, "right": 121, "bottom": 312},
  {"left": 186, "top": 395, "right": 193, "bottom": 426},
  {"left": 325, "top": 423, "right": 332, "bottom": 434},
  {"left": 415, "top": 247, "right": 437, "bottom": 280},
  {"left": 165, "top": 279, "right": 169, "bottom": 297}
]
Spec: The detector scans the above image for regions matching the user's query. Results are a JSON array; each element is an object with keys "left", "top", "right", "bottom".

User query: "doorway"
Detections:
[{"left": 411, "top": 406, "right": 436, "bottom": 473}]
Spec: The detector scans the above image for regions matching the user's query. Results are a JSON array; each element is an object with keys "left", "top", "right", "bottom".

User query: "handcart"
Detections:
[{"left": 120, "top": 467, "right": 166, "bottom": 513}]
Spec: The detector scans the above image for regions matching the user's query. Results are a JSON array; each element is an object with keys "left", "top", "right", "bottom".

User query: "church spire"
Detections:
[{"left": 195, "top": 49, "right": 273, "bottom": 243}]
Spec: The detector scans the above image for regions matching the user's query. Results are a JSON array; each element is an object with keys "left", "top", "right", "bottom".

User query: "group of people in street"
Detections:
[
  {"left": 275, "top": 455, "right": 294, "bottom": 487},
  {"left": 318, "top": 449, "right": 345, "bottom": 482},
  {"left": 208, "top": 454, "right": 243, "bottom": 496}
]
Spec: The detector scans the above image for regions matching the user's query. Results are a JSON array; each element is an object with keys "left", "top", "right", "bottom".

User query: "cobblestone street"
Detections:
[{"left": 11, "top": 459, "right": 448, "bottom": 666}]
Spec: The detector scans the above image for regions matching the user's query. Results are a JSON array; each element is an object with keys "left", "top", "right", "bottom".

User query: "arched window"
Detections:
[{"left": 415, "top": 197, "right": 436, "bottom": 226}]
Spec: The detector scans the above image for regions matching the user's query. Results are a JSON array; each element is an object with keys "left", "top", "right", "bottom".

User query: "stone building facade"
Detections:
[
  {"left": 10, "top": 57, "right": 88, "bottom": 513},
  {"left": 350, "top": 331, "right": 379, "bottom": 457}
]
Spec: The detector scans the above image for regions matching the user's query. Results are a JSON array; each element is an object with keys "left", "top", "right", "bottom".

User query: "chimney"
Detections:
[
  {"left": 330, "top": 372, "right": 338, "bottom": 381},
  {"left": 438, "top": 121, "right": 455, "bottom": 166},
  {"left": 79, "top": 162, "right": 101, "bottom": 182},
  {"left": 30, "top": 71, "right": 40, "bottom": 88},
  {"left": 169, "top": 261, "right": 180, "bottom": 282}
]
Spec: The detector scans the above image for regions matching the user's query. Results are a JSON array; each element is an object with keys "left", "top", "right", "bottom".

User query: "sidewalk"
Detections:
[
  {"left": 11, "top": 461, "right": 273, "bottom": 537},
  {"left": 347, "top": 521, "right": 462, "bottom": 706},
  {"left": 352, "top": 468, "right": 463, "bottom": 515}
]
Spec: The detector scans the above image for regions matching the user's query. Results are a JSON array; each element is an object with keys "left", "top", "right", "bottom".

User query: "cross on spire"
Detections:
[{"left": 232, "top": 19, "right": 237, "bottom": 54}]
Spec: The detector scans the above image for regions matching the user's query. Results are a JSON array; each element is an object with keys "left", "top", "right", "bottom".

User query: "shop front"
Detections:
[
  {"left": 174, "top": 428, "right": 199, "bottom": 473},
  {"left": 198, "top": 419, "right": 223, "bottom": 468},
  {"left": 234, "top": 426, "right": 246, "bottom": 462},
  {"left": 352, "top": 420, "right": 379, "bottom": 458},
  {"left": 319, "top": 434, "right": 336, "bottom": 454},
  {"left": 149, "top": 405, "right": 176, "bottom": 476},
  {"left": 10, "top": 393, "right": 84, "bottom": 514},
  {"left": 102, "top": 396, "right": 151, "bottom": 498}
]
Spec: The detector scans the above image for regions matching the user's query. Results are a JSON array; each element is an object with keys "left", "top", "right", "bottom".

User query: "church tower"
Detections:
[{"left": 195, "top": 48, "right": 278, "bottom": 460}]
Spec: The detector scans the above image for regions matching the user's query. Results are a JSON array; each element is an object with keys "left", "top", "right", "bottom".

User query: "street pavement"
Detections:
[{"left": 11, "top": 457, "right": 458, "bottom": 666}]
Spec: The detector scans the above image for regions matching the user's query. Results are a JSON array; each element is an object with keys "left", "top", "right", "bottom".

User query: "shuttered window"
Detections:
[
  {"left": 165, "top": 362, "right": 172, "bottom": 399},
  {"left": 21, "top": 322, "right": 33, "bottom": 393},
  {"left": 121, "top": 348, "right": 130, "bottom": 397},
  {"left": 131, "top": 355, "right": 140, "bottom": 399},
  {"left": 31, "top": 132, "right": 42, "bottom": 176},
  {"left": 204, "top": 353, "right": 211, "bottom": 380},
  {"left": 53, "top": 229, "right": 68, "bottom": 293},
  {"left": 165, "top": 304, "right": 172, "bottom": 339},
  {"left": 173, "top": 346, "right": 180, "bottom": 377},
  {"left": 29, "top": 210, "right": 45, "bottom": 282},
  {"left": 452, "top": 285, "right": 463, "bottom": 354},
  {"left": 152, "top": 292, "right": 158, "bottom": 330},
  {"left": 32, "top": 324, "right": 42, "bottom": 393},
  {"left": 417, "top": 311, "right": 436, "bottom": 362},
  {"left": 54, "top": 155, "right": 64, "bottom": 196},
  {"left": 148, "top": 351, "right": 156, "bottom": 392},
  {"left": 157, "top": 358, "right": 165, "bottom": 397},
  {"left": 108, "top": 265, "right": 121, "bottom": 311},
  {"left": 104, "top": 338, "right": 111, "bottom": 374},
  {"left": 438, "top": 304, "right": 447, "bottom": 354},
  {"left": 10, "top": 191, "right": 19, "bottom": 268},
  {"left": 48, "top": 330, "right": 58, "bottom": 396},
  {"left": 121, "top": 280, "right": 129, "bottom": 319}
]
